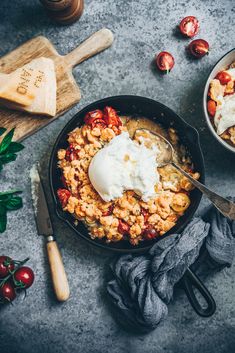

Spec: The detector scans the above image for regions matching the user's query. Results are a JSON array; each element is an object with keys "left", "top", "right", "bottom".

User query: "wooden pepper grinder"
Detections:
[{"left": 40, "top": 0, "right": 84, "bottom": 25}]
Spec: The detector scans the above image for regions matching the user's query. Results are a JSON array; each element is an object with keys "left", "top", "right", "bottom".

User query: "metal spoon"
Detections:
[{"left": 134, "top": 129, "right": 235, "bottom": 220}]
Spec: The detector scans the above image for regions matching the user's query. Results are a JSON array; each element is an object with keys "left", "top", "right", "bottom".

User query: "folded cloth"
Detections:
[{"left": 107, "top": 204, "right": 235, "bottom": 333}]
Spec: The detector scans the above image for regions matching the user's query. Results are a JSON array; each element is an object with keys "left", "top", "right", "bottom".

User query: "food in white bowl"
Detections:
[
  {"left": 207, "top": 61, "right": 235, "bottom": 146},
  {"left": 56, "top": 107, "right": 200, "bottom": 245}
]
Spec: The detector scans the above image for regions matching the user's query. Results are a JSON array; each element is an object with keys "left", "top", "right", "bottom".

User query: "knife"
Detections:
[{"left": 30, "top": 165, "right": 70, "bottom": 302}]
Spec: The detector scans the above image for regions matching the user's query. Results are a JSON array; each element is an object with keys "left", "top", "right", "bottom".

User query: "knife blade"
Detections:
[
  {"left": 30, "top": 165, "right": 53, "bottom": 236},
  {"left": 30, "top": 164, "right": 70, "bottom": 302}
]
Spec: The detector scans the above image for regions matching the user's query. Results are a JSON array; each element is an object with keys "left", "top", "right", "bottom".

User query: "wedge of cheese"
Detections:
[{"left": 0, "top": 57, "right": 57, "bottom": 117}]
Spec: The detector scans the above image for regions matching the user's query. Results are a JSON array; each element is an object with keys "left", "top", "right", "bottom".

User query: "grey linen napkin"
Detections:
[{"left": 107, "top": 204, "right": 235, "bottom": 332}]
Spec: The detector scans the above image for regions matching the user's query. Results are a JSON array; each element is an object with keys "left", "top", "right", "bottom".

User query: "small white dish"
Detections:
[{"left": 203, "top": 48, "right": 235, "bottom": 153}]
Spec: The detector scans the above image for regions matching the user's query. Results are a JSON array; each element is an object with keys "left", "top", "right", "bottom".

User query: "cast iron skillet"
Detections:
[{"left": 49, "top": 95, "right": 216, "bottom": 317}]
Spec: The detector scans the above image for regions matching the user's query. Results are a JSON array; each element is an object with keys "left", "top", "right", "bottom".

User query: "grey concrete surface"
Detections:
[{"left": 0, "top": 1, "right": 235, "bottom": 352}]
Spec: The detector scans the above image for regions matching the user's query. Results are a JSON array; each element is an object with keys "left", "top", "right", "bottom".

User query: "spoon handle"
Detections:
[{"left": 172, "top": 162, "right": 235, "bottom": 220}]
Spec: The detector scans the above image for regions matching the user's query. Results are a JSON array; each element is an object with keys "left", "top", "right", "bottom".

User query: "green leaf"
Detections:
[
  {"left": 8, "top": 142, "right": 24, "bottom": 153},
  {"left": 0, "top": 205, "right": 6, "bottom": 233},
  {"left": 0, "top": 153, "right": 17, "bottom": 164},
  {"left": 0, "top": 128, "right": 15, "bottom": 155},
  {"left": 0, "top": 190, "right": 22, "bottom": 197},
  {"left": 0, "top": 190, "right": 22, "bottom": 202},
  {"left": 0, "top": 216, "right": 7, "bottom": 233},
  {"left": 0, "top": 204, "right": 6, "bottom": 216},
  {"left": 0, "top": 128, "right": 7, "bottom": 137},
  {"left": 6, "top": 196, "right": 23, "bottom": 210}
]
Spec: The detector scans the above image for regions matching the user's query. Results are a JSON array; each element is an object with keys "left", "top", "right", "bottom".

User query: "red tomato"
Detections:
[
  {"left": 141, "top": 208, "right": 149, "bottom": 223},
  {"left": 84, "top": 110, "right": 104, "bottom": 125},
  {"left": 215, "top": 71, "right": 232, "bottom": 85},
  {"left": 118, "top": 220, "right": 130, "bottom": 235},
  {"left": 0, "top": 282, "right": 16, "bottom": 302},
  {"left": 91, "top": 119, "right": 107, "bottom": 130},
  {"left": 103, "top": 106, "right": 122, "bottom": 127},
  {"left": 65, "top": 145, "right": 77, "bottom": 162},
  {"left": 102, "top": 205, "right": 114, "bottom": 216},
  {"left": 57, "top": 188, "right": 71, "bottom": 208},
  {"left": 14, "top": 266, "right": 35, "bottom": 289},
  {"left": 207, "top": 100, "right": 217, "bottom": 117},
  {"left": 188, "top": 39, "right": 209, "bottom": 58},
  {"left": 156, "top": 52, "right": 175, "bottom": 73},
  {"left": 179, "top": 16, "right": 200, "bottom": 38},
  {"left": 143, "top": 227, "right": 158, "bottom": 240},
  {"left": 0, "top": 256, "right": 14, "bottom": 278}
]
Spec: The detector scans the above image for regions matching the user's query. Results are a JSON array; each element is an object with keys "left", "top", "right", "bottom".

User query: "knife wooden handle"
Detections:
[
  {"left": 65, "top": 28, "right": 114, "bottom": 68},
  {"left": 47, "top": 240, "right": 70, "bottom": 302}
]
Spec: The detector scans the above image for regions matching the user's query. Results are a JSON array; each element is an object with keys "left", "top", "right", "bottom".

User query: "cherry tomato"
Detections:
[
  {"left": 156, "top": 52, "right": 175, "bottom": 73},
  {"left": 118, "top": 220, "right": 130, "bottom": 235},
  {"left": 65, "top": 144, "right": 77, "bottom": 162},
  {"left": 103, "top": 204, "right": 114, "bottom": 216},
  {"left": 188, "top": 39, "right": 209, "bottom": 58},
  {"left": 91, "top": 119, "right": 107, "bottom": 130},
  {"left": 84, "top": 110, "right": 104, "bottom": 125},
  {"left": 141, "top": 208, "right": 149, "bottom": 223},
  {"left": 14, "top": 266, "right": 34, "bottom": 289},
  {"left": 0, "top": 282, "right": 16, "bottom": 302},
  {"left": 0, "top": 256, "right": 14, "bottom": 278},
  {"left": 215, "top": 71, "right": 232, "bottom": 85},
  {"left": 143, "top": 227, "right": 158, "bottom": 240},
  {"left": 103, "top": 106, "right": 122, "bottom": 127},
  {"left": 57, "top": 188, "right": 71, "bottom": 208},
  {"left": 207, "top": 100, "right": 217, "bottom": 117},
  {"left": 179, "top": 16, "right": 199, "bottom": 38}
]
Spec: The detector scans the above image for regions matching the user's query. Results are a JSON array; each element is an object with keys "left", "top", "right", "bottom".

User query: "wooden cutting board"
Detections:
[{"left": 0, "top": 28, "right": 114, "bottom": 141}]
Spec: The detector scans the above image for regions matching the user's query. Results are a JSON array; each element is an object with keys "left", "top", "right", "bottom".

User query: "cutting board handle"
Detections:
[{"left": 65, "top": 28, "right": 114, "bottom": 68}]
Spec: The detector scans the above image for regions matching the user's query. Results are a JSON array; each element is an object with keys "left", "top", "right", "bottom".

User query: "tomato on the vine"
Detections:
[
  {"left": 0, "top": 256, "right": 14, "bottom": 278},
  {"left": 0, "top": 282, "right": 16, "bottom": 302},
  {"left": 14, "top": 266, "right": 35, "bottom": 289}
]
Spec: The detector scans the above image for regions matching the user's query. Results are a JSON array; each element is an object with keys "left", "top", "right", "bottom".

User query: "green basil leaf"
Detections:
[
  {"left": 0, "top": 153, "right": 17, "bottom": 164},
  {"left": 0, "top": 128, "right": 7, "bottom": 137},
  {"left": 0, "top": 215, "right": 7, "bottom": 233},
  {"left": 0, "top": 162, "right": 2, "bottom": 172},
  {"left": 0, "top": 189, "right": 22, "bottom": 201},
  {"left": 0, "top": 205, "right": 7, "bottom": 233},
  {"left": 0, "top": 195, "right": 11, "bottom": 202},
  {"left": 6, "top": 196, "right": 23, "bottom": 210},
  {"left": 0, "top": 128, "right": 14, "bottom": 154},
  {"left": 8, "top": 142, "right": 24, "bottom": 153},
  {"left": 0, "top": 204, "right": 6, "bottom": 216},
  {"left": 0, "top": 190, "right": 22, "bottom": 198}
]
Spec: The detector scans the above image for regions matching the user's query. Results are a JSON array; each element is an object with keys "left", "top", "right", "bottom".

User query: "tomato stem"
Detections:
[{"left": 0, "top": 257, "right": 30, "bottom": 288}]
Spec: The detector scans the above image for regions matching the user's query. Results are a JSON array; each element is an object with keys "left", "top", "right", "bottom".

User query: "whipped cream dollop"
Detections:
[
  {"left": 214, "top": 68, "right": 235, "bottom": 135},
  {"left": 88, "top": 131, "right": 159, "bottom": 202},
  {"left": 215, "top": 94, "right": 235, "bottom": 135}
]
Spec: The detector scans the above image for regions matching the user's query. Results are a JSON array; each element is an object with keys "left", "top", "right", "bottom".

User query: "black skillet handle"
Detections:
[{"left": 181, "top": 268, "right": 216, "bottom": 317}]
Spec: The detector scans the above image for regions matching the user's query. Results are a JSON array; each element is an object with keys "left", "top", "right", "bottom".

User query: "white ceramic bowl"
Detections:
[{"left": 203, "top": 48, "right": 235, "bottom": 153}]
